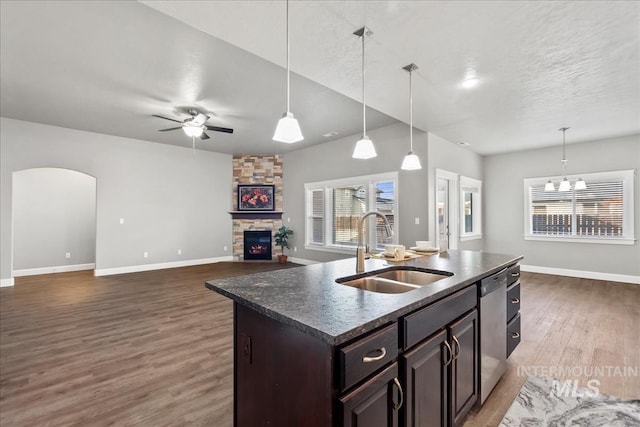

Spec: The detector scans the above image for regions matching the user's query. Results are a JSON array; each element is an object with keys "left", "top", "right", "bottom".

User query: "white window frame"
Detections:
[
  {"left": 523, "top": 169, "right": 635, "bottom": 245},
  {"left": 459, "top": 176, "right": 483, "bottom": 241},
  {"left": 304, "top": 172, "right": 399, "bottom": 255}
]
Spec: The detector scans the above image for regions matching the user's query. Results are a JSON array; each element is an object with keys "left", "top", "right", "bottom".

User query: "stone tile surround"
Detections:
[{"left": 232, "top": 155, "right": 283, "bottom": 260}]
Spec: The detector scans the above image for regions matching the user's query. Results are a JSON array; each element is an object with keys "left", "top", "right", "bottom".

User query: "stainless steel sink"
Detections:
[{"left": 336, "top": 268, "right": 452, "bottom": 294}]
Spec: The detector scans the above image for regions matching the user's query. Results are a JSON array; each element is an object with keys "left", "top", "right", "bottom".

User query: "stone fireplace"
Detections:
[{"left": 231, "top": 155, "right": 283, "bottom": 261}]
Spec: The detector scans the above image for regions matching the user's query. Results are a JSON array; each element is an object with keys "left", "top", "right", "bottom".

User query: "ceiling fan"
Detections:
[{"left": 153, "top": 109, "right": 234, "bottom": 140}]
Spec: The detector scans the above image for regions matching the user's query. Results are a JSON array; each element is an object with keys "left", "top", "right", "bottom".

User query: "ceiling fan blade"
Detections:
[
  {"left": 158, "top": 126, "right": 183, "bottom": 132},
  {"left": 152, "top": 114, "right": 184, "bottom": 124},
  {"left": 200, "top": 132, "right": 210, "bottom": 140},
  {"left": 205, "top": 125, "right": 234, "bottom": 134}
]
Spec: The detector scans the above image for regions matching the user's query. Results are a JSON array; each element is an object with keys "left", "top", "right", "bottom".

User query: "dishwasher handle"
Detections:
[{"left": 479, "top": 268, "right": 507, "bottom": 297}]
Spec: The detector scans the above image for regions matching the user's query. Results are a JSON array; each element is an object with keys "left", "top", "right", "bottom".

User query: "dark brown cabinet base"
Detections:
[{"left": 231, "top": 284, "right": 481, "bottom": 427}]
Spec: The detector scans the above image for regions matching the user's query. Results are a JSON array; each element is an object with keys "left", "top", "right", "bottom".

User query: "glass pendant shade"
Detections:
[
  {"left": 574, "top": 178, "right": 587, "bottom": 190},
  {"left": 401, "top": 63, "right": 421, "bottom": 171},
  {"left": 544, "top": 180, "right": 555, "bottom": 191},
  {"left": 353, "top": 136, "right": 377, "bottom": 159},
  {"left": 273, "top": 112, "right": 303, "bottom": 143},
  {"left": 273, "top": 0, "right": 303, "bottom": 144},
  {"left": 352, "top": 27, "right": 376, "bottom": 159},
  {"left": 183, "top": 124, "right": 203, "bottom": 138},
  {"left": 558, "top": 178, "right": 571, "bottom": 192},
  {"left": 401, "top": 152, "right": 422, "bottom": 170}
]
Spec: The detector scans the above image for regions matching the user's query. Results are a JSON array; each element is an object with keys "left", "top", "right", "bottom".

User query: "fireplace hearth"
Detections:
[{"left": 243, "top": 230, "right": 272, "bottom": 260}]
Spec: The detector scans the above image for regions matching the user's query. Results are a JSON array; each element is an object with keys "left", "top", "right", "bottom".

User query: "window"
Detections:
[
  {"left": 305, "top": 172, "right": 398, "bottom": 253},
  {"left": 523, "top": 170, "right": 635, "bottom": 244},
  {"left": 459, "top": 176, "right": 482, "bottom": 241}
]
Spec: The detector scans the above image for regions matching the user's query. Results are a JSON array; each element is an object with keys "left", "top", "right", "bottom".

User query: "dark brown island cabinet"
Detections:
[
  {"left": 207, "top": 253, "right": 522, "bottom": 427},
  {"left": 232, "top": 278, "right": 516, "bottom": 427}
]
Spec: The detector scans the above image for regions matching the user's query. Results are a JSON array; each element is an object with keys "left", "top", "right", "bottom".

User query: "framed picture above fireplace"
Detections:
[{"left": 237, "top": 184, "right": 275, "bottom": 211}]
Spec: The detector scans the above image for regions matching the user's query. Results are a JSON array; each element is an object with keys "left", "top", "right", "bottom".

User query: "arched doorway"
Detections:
[{"left": 12, "top": 168, "right": 97, "bottom": 276}]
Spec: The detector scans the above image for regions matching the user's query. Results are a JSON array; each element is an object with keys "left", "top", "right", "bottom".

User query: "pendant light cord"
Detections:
[
  {"left": 286, "top": 0, "right": 290, "bottom": 113},
  {"left": 361, "top": 32, "right": 366, "bottom": 138},
  {"left": 560, "top": 127, "right": 569, "bottom": 176},
  {"left": 409, "top": 69, "right": 413, "bottom": 152}
]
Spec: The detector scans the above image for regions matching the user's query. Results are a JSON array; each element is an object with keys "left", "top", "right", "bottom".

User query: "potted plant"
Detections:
[{"left": 274, "top": 225, "right": 293, "bottom": 264}]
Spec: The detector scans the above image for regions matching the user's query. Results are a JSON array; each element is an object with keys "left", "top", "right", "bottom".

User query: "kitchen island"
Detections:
[{"left": 206, "top": 250, "right": 522, "bottom": 427}]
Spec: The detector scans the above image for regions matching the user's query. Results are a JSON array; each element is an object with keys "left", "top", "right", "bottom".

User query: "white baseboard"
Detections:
[
  {"left": 0, "top": 277, "right": 15, "bottom": 287},
  {"left": 94, "top": 256, "right": 233, "bottom": 276},
  {"left": 520, "top": 264, "right": 640, "bottom": 285},
  {"left": 287, "top": 257, "right": 319, "bottom": 266},
  {"left": 13, "top": 263, "right": 96, "bottom": 277}
]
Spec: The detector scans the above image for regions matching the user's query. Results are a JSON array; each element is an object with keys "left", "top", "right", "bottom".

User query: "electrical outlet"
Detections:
[
  {"left": 177, "top": 249, "right": 182, "bottom": 255},
  {"left": 65, "top": 252, "right": 71, "bottom": 259},
  {"left": 143, "top": 251, "right": 148, "bottom": 258},
  {"left": 294, "top": 246, "right": 297, "bottom": 252},
  {"left": 224, "top": 246, "right": 228, "bottom": 251},
  {"left": 119, "top": 218, "right": 125, "bottom": 224},
  {"left": 415, "top": 217, "right": 420, "bottom": 225},
  {"left": 287, "top": 217, "right": 291, "bottom": 223}
]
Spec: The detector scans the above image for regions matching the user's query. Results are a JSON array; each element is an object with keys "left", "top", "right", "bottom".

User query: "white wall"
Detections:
[
  {"left": 283, "top": 122, "right": 430, "bottom": 263},
  {"left": 484, "top": 134, "right": 639, "bottom": 279},
  {"left": 13, "top": 168, "right": 96, "bottom": 271},
  {"left": 1, "top": 117, "right": 233, "bottom": 282}
]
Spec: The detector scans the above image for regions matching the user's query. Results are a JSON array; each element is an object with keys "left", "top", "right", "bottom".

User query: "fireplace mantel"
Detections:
[{"left": 228, "top": 211, "right": 284, "bottom": 220}]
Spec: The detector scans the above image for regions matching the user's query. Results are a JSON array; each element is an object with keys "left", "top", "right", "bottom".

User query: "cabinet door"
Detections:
[
  {"left": 340, "top": 363, "right": 401, "bottom": 427},
  {"left": 449, "top": 309, "right": 478, "bottom": 427},
  {"left": 402, "top": 329, "right": 449, "bottom": 427}
]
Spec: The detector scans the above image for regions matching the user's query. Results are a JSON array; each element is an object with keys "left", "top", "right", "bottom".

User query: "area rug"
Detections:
[{"left": 500, "top": 375, "right": 640, "bottom": 427}]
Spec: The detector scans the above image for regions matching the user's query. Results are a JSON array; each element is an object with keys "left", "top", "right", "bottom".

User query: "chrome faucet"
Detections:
[{"left": 356, "top": 211, "right": 394, "bottom": 273}]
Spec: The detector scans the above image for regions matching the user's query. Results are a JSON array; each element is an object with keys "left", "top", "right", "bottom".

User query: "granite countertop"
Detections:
[{"left": 205, "top": 250, "right": 522, "bottom": 346}]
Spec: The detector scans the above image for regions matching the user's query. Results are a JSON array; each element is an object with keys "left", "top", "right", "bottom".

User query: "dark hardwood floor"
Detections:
[
  {"left": 1, "top": 265, "right": 638, "bottom": 426},
  {"left": 0, "top": 262, "right": 298, "bottom": 427}
]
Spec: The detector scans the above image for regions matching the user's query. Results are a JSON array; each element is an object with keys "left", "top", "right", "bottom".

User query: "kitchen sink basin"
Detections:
[{"left": 336, "top": 268, "right": 452, "bottom": 294}]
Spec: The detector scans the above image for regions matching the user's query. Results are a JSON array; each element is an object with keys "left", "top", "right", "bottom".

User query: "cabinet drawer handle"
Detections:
[
  {"left": 362, "top": 347, "right": 386, "bottom": 363},
  {"left": 511, "top": 298, "right": 520, "bottom": 304},
  {"left": 511, "top": 272, "right": 520, "bottom": 277},
  {"left": 443, "top": 340, "right": 453, "bottom": 366},
  {"left": 511, "top": 332, "right": 520, "bottom": 339},
  {"left": 452, "top": 335, "right": 461, "bottom": 360},
  {"left": 392, "top": 377, "right": 404, "bottom": 411}
]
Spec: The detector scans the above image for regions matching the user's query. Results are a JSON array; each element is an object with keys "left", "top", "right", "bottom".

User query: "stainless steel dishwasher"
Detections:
[{"left": 479, "top": 268, "right": 507, "bottom": 404}]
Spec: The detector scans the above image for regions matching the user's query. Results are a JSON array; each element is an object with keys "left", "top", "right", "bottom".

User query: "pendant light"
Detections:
[
  {"left": 544, "top": 127, "right": 586, "bottom": 192},
  {"left": 352, "top": 27, "right": 377, "bottom": 159},
  {"left": 273, "top": 0, "right": 303, "bottom": 143},
  {"left": 401, "top": 63, "right": 421, "bottom": 170}
]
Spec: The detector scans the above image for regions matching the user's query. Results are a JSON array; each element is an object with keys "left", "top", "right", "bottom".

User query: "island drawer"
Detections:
[
  {"left": 507, "top": 264, "right": 520, "bottom": 286},
  {"left": 507, "top": 281, "right": 520, "bottom": 322},
  {"left": 507, "top": 312, "right": 521, "bottom": 358},
  {"left": 338, "top": 323, "right": 398, "bottom": 392},
  {"left": 402, "top": 285, "right": 476, "bottom": 350}
]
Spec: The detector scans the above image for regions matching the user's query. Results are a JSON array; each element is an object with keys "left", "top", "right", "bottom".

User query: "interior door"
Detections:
[{"left": 436, "top": 178, "right": 450, "bottom": 251}]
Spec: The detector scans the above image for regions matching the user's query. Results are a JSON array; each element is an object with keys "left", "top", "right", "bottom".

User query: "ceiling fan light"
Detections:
[
  {"left": 574, "top": 178, "right": 587, "bottom": 190},
  {"left": 544, "top": 180, "right": 556, "bottom": 191},
  {"left": 353, "top": 136, "right": 377, "bottom": 159},
  {"left": 273, "top": 112, "right": 303, "bottom": 143},
  {"left": 558, "top": 178, "right": 571, "bottom": 192},
  {"left": 183, "top": 124, "right": 204, "bottom": 138},
  {"left": 401, "top": 152, "right": 422, "bottom": 170}
]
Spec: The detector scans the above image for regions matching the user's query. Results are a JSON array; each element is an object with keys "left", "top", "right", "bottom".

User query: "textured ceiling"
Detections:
[
  {"left": 0, "top": 1, "right": 397, "bottom": 155},
  {"left": 2, "top": 1, "right": 639, "bottom": 155}
]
